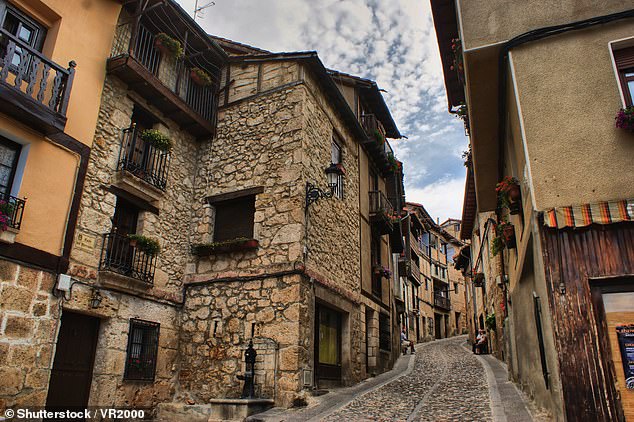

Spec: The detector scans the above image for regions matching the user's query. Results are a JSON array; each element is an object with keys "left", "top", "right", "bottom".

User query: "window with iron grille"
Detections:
[
  {"left": 331, "top": 136, "right": 344, "bottom": 199},
  {"left": 614, "top": 46, "right": 634, "bottom": 106},
  {"left": 379, "top": 313, "right": 391, "bottom": 351},
  {"left": 124, "top": 319, "right": 159, "bottom": 381}
]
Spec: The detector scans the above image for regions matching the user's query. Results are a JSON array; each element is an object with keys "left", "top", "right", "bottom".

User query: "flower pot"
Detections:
[
  {"left": 502, "top": 225, "right": 515, "bottom": 242},
  {"left": 129, "top": 239, "right": 138, "bottom": 248},
  {"left": 190, "top": 70, "right": 204, "bottom": 85},
  {"left": 154, "top": 39, "right": 170, "bottom": 56},
  {"left": 508, "top": 184, "right": 521, "bottom": 202},
  {"left": 509, "top": 201, "right": 521, "bottom": 215}
]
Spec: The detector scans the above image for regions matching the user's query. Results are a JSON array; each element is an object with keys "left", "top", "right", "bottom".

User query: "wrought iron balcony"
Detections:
[
  {"left": 434, "top": 293, "right": 451, "bottom": 311},
  {"left": 0, "top": 28, "right": 76, "bottom": 135},
  {"left": 369, "top": 190, "right": 394, "bottom": 235},
  {"left": 1, "top": 194, "right": 26, "bottom": 230},
  {"left": 108, "top": 20, "right": 221, "bottom": 139},
  {"left": 118, "top": 126, "right": 171, "bottom": 191},
  {"left": 99, "top": 232, "right": 156, "bottom": 284}
]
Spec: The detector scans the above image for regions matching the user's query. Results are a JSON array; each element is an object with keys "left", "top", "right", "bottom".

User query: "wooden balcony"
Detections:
[
  {"left": 411, "top": 260, "right": 421, "bottom": 284},
  {"left": 108, "top": 22, "right": 222, "bottom": 139},
  {"left": 361, "top": 114, "right": 395, "bottom": 174},
  {"left": 434, "top": 293, "right": 451, "bottom": 311},
  {"left": 369, "top": 190, "right": 394, "bottom": 235},
  {"left": 0, "top": 29, "right": 75, "bottom": 135}
]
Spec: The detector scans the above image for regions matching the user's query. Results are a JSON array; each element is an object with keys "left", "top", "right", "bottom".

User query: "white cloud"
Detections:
[
  {"left": 406, "top": 177, "right": 465, "bottom": 222},
  {"left": 176, "top": 0, "right": 469, "bottom": 220}
]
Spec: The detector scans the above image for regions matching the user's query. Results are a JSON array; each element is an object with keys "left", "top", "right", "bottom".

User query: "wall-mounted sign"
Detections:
[{"left": 616, "top": 324, "right": 634, "bottom": 390}]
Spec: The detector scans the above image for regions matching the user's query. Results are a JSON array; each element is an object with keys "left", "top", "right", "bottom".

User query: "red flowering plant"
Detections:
[
  {"left": 495, "top": 176, "right": 520, "bottom": 210},
  {"left": 450, "top": 38, "right": 464, "bottom": 84},
  {"left": 0, "top": 200, "right": 13, "bottom": 232},
  {"left": 615, "top": 106, "right": 634, "bottom": 131},
  {"left": 373, "top": 265, "right": 392, "bottom": 279}
]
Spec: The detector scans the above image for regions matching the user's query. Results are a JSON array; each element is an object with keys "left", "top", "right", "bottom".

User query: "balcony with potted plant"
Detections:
[
  {"left": 369, "top": 190, "right": 394, "bottom": 235},
  {"left": 0, "top": 196, "right": 26, "bottom": 244},
  {"left": 99, "top": 232, "right": 159, "bottom": 285},
  {"left": 107, "top": 1, "right": 227, "bottom": 139}
]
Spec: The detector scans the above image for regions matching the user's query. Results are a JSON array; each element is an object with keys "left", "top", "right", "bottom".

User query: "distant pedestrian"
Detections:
[
  {"left": 474, "top": 329, "right": 488, "bottom": 354},
  {"left": 401, "top": 328, "right": 415, "bottom": 355}
]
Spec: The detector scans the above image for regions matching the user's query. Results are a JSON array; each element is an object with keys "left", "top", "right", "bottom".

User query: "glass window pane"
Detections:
[
  {"left": 331, "top": 141, "right": 341, "bottom": 164},
  {"left": 18, "top": 25, "right": 33, "bottom": 43},
  {"left": 627, "top": 81, "right": 634, "bottom": 103}
]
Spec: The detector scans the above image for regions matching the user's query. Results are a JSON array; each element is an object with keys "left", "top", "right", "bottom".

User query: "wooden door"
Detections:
[
  {"left": 46, "top": 312, "right": 100, "bottom": 414},
  {"left": 315, "top": 304, "right": 342, "bottom": 382},
  {"left": 112, "top": 198, "right": 139, "bottom": 236}
]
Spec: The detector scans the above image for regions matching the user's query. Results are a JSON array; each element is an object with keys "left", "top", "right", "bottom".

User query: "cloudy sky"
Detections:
[{"left": 176, "top": 0, "right": 468, "bottom": 222}]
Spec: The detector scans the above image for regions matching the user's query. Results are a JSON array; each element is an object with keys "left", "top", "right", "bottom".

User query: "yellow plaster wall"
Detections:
[
  {"left": 458, "top": 0, "right": 631, "bottom": 50},
  {"left": 510, "top": 22, "right": 634, "bottom": 210},
  {"left": 0, "top": 122, "right": 77, "bottom": 254},
  {"left": 13, "top": 0, "right": 121, "bottom": 145}
]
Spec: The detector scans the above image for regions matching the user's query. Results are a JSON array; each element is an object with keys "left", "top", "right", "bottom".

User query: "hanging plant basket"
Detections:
[
  {"left": 473, "top": 272, "right": 485, "bottom": 287},
  {"left": 615, "top": 106, "right": 634, "bottom": 131},
  {"left": 190, "top": 67, "right": 213, "bottom": 86},
  {"left": 191, "top": 238, "right": 259, "bottom": 256},
  {"left": 508, "top": 200, "right": 521, "bottom": 215},
  {"left": 154, "top": 33, "right": 183, "bottom": 59},
  {"left": 500, "top": 223, "right": 517, "bottom": 250}
]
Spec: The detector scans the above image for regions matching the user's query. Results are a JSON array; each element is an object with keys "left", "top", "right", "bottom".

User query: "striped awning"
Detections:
[{"left": 543, "top": 199, "right": 633, "bottom": 228}]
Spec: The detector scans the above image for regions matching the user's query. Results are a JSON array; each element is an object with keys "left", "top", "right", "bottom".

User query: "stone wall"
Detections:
[
  {"left": 0, "top": 261, "right": 58, "bottom": 410},
  {"left": 178, "top": 274, "right": 305, "bottom": 407}
]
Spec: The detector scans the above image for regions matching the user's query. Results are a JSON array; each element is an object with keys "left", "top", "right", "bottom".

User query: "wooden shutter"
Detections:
[
  {"left": 213, "top": 195, "right": 255, "bottom": 241},
  {"left": 614, "top": 46, "right": 634, "bottom": 70}
]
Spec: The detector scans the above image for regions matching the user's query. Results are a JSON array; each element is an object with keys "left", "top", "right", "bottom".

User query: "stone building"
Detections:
[
  {"left": 397, "top": 202, "right": 466, "bottom": 344},
  {"left": 433, "top": 0, "right": 634, "bottom": 420},
  {"left": 0, "top": 0, "right": 122, "bottom": 411},
  {"left": 0, "top": 0, "right": 406, "bottom": 415}
]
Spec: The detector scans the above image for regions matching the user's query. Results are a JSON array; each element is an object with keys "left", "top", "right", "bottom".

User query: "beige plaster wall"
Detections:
[
  {"left": 510, "top": 22, "right": 634, "bottom": 210},
  {"left": 458, "top": 0, "right": 631, "bottom": 50}
]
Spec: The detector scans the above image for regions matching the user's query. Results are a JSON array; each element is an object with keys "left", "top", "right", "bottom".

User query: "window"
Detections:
[
  {"left": 0, "top": 1, "right": 46, "bottom": 70},
  {"left": 454, "top": 282, "right": 459, "bottom": 293},
  {"left": 213, "top": 194, "right": 256, "bottom": 242},
  {"left": 430, "top": 235, "right": 437, "bottom": 249},
  {"left": 379, "top": 313, "right": 391, "bottom": 351},
  {"left": 371, "top": 231, "right": 382, "bottom": 297},
  {"left": 447, "top": 245, "right": 455, "bottom": 261},
  {"left": 425, "top": 278, "right": 428, "bottom": 290},
  {"left": 614, "top": 46, "right": 634, "bottom": 105},
  {"left": 331, "top": 137, "right": 344, "bottom": 199},
  {"left": 124, "top": 319, "right": 159, "bottom": 381},
  {"left": 0, "top": 136, "right": 21, "bottom": 197}
]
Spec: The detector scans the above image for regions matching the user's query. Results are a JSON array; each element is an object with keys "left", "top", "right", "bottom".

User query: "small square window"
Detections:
[
  {"left": 124, "top": 319, "right": 159, "bottom": 381},
  {"left": 213, "top": 194, "right": 256, "bottom": 242}
]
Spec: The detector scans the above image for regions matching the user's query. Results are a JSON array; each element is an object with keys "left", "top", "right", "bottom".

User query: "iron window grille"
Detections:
[
  {"left": 124, "top": 319, "right": 159, "bottom": 381},
  {"left": 99, "top": 232, "right": 157, "bottom": 284}
]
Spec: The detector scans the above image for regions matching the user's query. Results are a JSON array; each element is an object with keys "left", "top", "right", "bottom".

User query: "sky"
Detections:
[{"left": 176, "top": 0, "right": 468, "bottom": 222}]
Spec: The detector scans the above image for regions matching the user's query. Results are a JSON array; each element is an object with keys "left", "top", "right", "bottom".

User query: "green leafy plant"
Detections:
[
  {"left": 496, "top": 176, "right": 520, "bottom": 209},
  {"left": 387, "top": 152, "right": 399, "bottom": 172},
  {"left": 191, "top": 238, "right": 259, "bottom": 256},
  {"left": 127, "top": 234, "right": 161, "bottom": 256},
  {"left": 491, "top": 235, "right": 505, "bottom": 256},
  {"left": 140, "top": 129, "right": 173, "bottom": 152},
  {"left": 374, "top": 129, "right": 385, "bottom": 145},
  {"left": 485, "top": 313, "right": 496, "bottom": 330},
  {"left": 190, "top": 67, "right": 213, "bottom": 86},
  {"left": 154, "top": 33, "right": 183, "bottom": 59}
]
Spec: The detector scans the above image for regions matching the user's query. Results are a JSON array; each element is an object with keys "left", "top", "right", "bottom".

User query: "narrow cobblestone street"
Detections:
[
  {"left": 322, "top": 336, "right": 492, "bottom": 421},
  {"left": 252, "top": 335, "right": 539, "bottom": 422}
]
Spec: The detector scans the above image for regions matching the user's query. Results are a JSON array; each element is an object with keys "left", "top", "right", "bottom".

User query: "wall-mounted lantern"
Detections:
[
  {"left": 90, "top": 288, "right": 103, "bottom": 309},
  {"left": 305, "top": 163, "right": 345, "bottom": 209}
]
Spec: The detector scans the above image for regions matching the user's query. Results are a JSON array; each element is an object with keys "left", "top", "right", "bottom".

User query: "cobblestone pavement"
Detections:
[{"left": 322, "top": 336, "right": 492, "bottom": 422}]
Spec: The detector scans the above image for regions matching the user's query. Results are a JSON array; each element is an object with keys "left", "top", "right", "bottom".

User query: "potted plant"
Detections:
[
  {"left": 154, "top": 33, "right": 183, "bottom": 59},
  {"left": 190, "top": 67, "right": 213, "bottom": 86},
  {"left": 374, "top": 129, "right": 385, "bottom": 145},
  {"left": 191, "top": 237, "right": 259, "bottom": 256},
  {"left": 496, "top": 176, "right": 520, "bottom": 208},
  {"left": 615, "top": 106, "right": 634, "bottom": 131},
  {"left": 485, "top": 313, "right": 496, "bottom": 331},
  {"left": 497, "top": 221, "right": 516, "bottom": 250},
  {"left": 473, "top": 272, "right": 485, "bottom": 287},
  {"left": 0, "top": 200, "right": 14, "bottom": 231},
  {"left": 127, "top": 234, "right": 161, "bottom": 257},
  {"left": 140, "top": 129, "right": 173, "bottom": 152},
  {"left": 387, "top": 152, "right": 399, "bottom": 172}
]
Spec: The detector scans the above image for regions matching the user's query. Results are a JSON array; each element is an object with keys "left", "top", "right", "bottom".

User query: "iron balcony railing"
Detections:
[
  {"left": 434, "top": 293, "right": 451, "bottom": 310},
  {"left": 1, "top": 194, "right": 26, "bottom": 230},
  {"left": 118, "top": 126, "right": 171, "bottom": 191},
  {"left": 0, "top": 28, "right": 75, "bottom": 119},
  {"left": 111, "top": 23, "right": 217, "bottom": 124},
  {"left": 99, "top": 232, "right": 156, "bottom": 284},
  {"left": 369, "top": 190, "right": 394, "bottom": 219}
]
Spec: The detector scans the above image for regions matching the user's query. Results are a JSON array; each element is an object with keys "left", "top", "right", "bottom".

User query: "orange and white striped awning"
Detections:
[{"left": 543, "top": 199, "right": 633, "bottom": 228}]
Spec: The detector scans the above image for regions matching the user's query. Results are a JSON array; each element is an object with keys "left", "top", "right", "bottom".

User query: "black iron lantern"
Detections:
[
  {"left": 306, "top": 163, "right": 345, "bottom": 209},
  {"left": 90, "top": 288, "right": 103, "bottom": 309}
]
